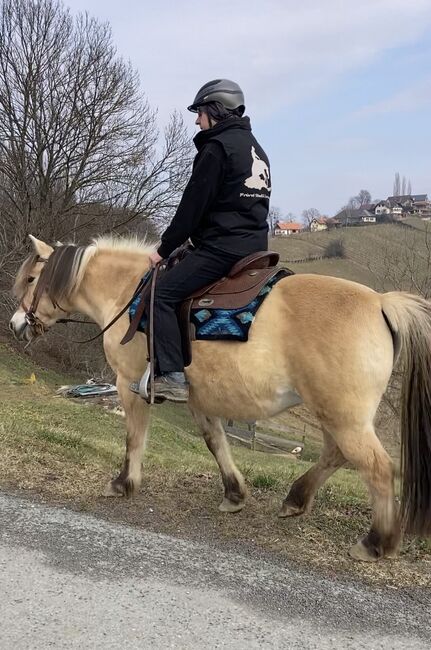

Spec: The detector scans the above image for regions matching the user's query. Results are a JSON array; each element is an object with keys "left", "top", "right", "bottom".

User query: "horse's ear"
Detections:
[{"left": 29, "top": 235, "right": 54, "bottom": 259}]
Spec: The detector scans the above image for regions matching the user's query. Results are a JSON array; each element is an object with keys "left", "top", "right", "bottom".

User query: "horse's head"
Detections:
[{"left": 9, "top": 235, "right": 58, "bottom": 342}]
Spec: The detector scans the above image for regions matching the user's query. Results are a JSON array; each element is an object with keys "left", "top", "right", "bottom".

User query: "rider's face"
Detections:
[{"left": 195, "top": 107, "right": 211, "bottom": 130}]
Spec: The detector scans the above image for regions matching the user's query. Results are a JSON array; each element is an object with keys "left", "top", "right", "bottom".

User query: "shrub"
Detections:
[{"left": 324, "top": 239, "right": 345, "bottom": 259}]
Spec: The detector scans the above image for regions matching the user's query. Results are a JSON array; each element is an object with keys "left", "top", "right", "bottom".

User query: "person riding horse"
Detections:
[{"left": 132, "top": 79, "right": 272, "bottom": 402}]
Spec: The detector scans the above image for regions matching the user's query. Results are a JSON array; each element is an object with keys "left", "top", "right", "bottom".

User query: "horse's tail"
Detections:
[{"left": 381, "top": 291, "right": 431, "bottom": 536}]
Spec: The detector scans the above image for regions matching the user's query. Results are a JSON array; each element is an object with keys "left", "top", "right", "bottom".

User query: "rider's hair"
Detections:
[{"left": 203, "top": 101, "right": 244, "bottom": 124}]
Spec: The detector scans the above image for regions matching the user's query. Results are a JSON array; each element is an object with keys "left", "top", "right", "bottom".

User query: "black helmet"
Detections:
[{"left": 188, "top": 79, "right": 245, "bottom": 113}]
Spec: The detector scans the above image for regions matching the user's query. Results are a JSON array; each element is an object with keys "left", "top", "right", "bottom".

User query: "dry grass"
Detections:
[
  {"left": 271, "top": 219, "right": 431, "bottom": 295},
  {"left": 0, "top": 341, "right": 430, "bottom": 589}
]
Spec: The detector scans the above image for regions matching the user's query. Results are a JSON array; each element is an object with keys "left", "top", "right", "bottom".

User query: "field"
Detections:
[
  {"left": 270, "top": 218, "right": 431, "bottom": 296},
  {"left": 1, "top": 340, "right": 430, "bottom": 588}
]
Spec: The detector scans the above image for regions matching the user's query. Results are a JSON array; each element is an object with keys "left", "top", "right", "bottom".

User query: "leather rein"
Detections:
[{"left": 23, "top": 255, "right": 148, "bottom": 345}]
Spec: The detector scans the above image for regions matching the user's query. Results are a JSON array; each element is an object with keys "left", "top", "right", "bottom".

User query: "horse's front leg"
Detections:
[{"left": 104, "top": 373, "right": 151, "bottom": 497}]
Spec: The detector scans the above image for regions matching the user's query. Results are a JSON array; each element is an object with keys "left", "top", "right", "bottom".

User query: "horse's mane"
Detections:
[{"left": 14, "top": 235, "right": 155, "bottom": 304}]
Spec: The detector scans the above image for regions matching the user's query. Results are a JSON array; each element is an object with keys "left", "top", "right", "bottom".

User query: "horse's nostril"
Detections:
[{"left": 8, "top": 321, "right": 14, "bottom": 331}]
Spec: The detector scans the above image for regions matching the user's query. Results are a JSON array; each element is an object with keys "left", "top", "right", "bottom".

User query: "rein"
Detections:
[{"left": 23, "top": 254, "right": 148, "bottom": 345}]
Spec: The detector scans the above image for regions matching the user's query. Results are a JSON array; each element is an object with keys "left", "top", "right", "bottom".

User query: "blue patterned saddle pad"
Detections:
[{"left": 129, "top": 270, "right": 286, "bottom": 342}]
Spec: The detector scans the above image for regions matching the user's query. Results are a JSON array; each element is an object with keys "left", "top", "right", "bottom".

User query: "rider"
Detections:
[{"left": 133, "top": 79, "right": 271, "bottom": 402}]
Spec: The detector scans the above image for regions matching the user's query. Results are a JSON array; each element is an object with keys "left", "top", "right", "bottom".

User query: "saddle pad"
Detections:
[{"left": 129, "top": 270, "right": 287, "bottom": 342}]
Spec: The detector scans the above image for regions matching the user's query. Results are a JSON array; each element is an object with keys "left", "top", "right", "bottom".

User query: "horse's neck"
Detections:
[{"left": 71, "top": 250, "right": 149, "bottom": 328}]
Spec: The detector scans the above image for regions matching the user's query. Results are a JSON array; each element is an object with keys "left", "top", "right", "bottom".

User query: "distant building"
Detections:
[
  {"left": 310, "top": 217, "right": 328, "bottom": 232},
  {"left": 387, "top": 194, "right": 431, "bottom": 218},
  {"left": 374, "top": 200, "right": 391, "bottom": 215},
  {"left": 333, "top": 207, "right": 377, "bottom": 226},
  {"left": 274, "top": 221, "right": 302, "bottom": 236}
]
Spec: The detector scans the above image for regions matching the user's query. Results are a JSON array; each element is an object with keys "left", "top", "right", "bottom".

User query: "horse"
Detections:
[{"left": 9, "top": 234, "right": 431, "bottom": 562}]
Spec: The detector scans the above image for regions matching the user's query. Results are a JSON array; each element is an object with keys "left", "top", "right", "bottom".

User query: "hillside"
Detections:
[{"left": 270, "top": 218, "right": 430, "bottom": 294}]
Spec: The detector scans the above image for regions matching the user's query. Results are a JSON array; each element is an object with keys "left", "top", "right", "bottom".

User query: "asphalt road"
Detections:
[{"left": 0, "top": 492, "right": 430, "bottom": 649}]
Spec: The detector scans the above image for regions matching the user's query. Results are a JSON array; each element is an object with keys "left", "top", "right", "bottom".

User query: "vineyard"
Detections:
[{"left": 270, "top": 218, "right": 431, "bottom": 295}]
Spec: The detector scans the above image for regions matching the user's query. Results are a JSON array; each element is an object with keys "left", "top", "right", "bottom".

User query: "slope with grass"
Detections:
[
  {"left": 271, "top": 218, "right": 430, "bottom": 293},
  {"left": 0, "top": 341, "right": 430, "bottom": 587}
]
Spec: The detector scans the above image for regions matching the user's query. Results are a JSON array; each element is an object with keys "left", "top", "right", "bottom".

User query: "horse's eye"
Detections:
[{"left": 28, "top": 276, "right": 35, "bottom": 284}]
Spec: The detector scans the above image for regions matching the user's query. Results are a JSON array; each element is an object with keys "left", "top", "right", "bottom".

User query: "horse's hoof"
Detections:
[
  {"left": 349, "top": 540, "right": 379, "bottom": 562},
  {"left": 103, "top": 480, "right": 125, "bottom": 497},
  {"left": 384, "top": 549, "right": 399, "bottom": 560},
  {"left": 219, "top": 497, "right": 245, "bottom": 513},
  {"left": 278, "top": 502, "right": 305, "bottom": 518}
]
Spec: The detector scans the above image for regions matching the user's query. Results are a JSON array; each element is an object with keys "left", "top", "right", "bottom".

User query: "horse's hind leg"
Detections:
[
  {"left": 191, "top": 410, "right": 247, "bottom": 513},
  {"left": 104, "top": 373, "right": 150, "bottom": 497},
  {"left": 279, "top": 430, "right": 346, "bottom": 517},
  {"left": 330, "top": 425, "right": 399, "bottom": 562}
]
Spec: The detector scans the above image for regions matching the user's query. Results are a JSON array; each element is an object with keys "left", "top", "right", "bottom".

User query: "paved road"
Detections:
[{"left": 0, "top": 493, "right": 430, "bottom": 649}]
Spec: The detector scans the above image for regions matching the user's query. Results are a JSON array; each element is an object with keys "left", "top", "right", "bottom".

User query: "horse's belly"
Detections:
[
  {"left": 268, "top": 385, "right": 303, "bottom": 413},
  {"left": 190, "top": 377, "right": 302, "bottom": 421}
]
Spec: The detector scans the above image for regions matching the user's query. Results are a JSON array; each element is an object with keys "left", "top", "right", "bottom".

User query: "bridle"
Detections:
[
  {"left": 22, "top": 256, "right": 51, "bottom": 335},
  {"left": 21, "top": 254, "right": 148, "bottom": 344}
]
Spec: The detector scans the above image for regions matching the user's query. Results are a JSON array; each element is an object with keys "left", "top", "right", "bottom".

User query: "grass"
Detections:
[
  {"left": 270, "top": 219, "right": 431, "bottom": 294},
  {"left": 0, "top": 340, "right": 430, "bottom": 588}
]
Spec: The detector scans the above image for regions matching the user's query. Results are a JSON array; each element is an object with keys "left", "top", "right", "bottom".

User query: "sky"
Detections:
[{"left": 68, "top": 0, "right": 431, "bottom": 218}]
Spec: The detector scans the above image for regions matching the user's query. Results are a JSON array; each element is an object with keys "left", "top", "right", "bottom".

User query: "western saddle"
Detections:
[{"left": 122, "top": 248, "right": 285, "bottom": 365}]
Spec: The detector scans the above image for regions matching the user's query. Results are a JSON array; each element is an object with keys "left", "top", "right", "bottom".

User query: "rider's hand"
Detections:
[{"left": 149, "top": 251, "right": 163, "bottom": 268}]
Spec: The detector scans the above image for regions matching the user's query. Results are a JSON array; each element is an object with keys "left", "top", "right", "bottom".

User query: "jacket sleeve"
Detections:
[{"left": 157, "top": 142, "right": 225, "bottom": 258}]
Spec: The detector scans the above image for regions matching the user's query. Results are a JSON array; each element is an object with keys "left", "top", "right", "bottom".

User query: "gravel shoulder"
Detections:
[{"left": 0, "top": 492, "right": 430, "bottom": 649}]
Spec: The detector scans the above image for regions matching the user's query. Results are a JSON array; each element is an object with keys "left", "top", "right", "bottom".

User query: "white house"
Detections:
[
  {"left": 310, "top": 217, "right": 328, "bottom": 232},
  {"left": 274, "top": 221, "right": 302, "bottom": 236}
]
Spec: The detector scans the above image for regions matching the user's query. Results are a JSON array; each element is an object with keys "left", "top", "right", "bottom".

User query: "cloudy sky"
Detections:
[{"left": 69, "top": 0, "right": 431, "bottom": 218}]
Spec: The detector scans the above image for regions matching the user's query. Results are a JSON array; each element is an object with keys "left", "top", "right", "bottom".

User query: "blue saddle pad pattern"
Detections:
[{"left": 129, "top": 270, "right": 287, "bottom": 342}]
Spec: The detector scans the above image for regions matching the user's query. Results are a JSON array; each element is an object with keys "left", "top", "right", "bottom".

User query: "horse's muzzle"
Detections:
[{"left": 9, "top": 314, "right": 32, "bottom": 341}]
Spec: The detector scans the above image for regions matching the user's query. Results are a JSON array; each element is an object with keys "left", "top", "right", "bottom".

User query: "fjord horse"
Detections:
[{"left": 9, "top": 235, "right": 431, "bottom": 561}]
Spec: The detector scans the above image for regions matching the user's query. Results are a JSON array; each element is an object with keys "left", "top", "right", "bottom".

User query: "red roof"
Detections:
[{"left": 276, "top": 222, "right": 302, "bottom": 231}]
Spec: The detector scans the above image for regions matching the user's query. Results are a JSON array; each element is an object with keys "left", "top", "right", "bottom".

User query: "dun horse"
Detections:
[{"left": 10, "top": 235, "right": 431, "bottom": 562}]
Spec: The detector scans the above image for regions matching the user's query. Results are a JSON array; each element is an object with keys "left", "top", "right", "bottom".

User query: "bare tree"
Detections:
[
  {"left": 368, "top": 224, "right": 431, "bottom": 299},
  {"left": 301, "top": 207, "right": 320, "bottom": 228},
  {"left": 407, "top": 179, "right": 412, "bottom": 196},
  {"left": 0, "top": 0, "right": 193, "bottom": 285},
  {"left": 356, "top": 189, "right": 372, "bottom": 207},
  {"left": 267, "top": 205, "right": 281, "bottom": 236},
  {"left": 401, "top": 175, "right": 407, "bottom": 196},
  {"left": 393, "top": 172, "right": 401, "bottom": 197}
]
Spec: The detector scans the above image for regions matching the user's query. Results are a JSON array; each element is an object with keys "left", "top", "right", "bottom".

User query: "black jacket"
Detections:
[{"left": 157, "top": 117, "right": 271, "bottom": 258}]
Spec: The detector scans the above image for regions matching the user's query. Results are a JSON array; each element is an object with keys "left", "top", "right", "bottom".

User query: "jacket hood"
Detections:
[{"left": 194, "top": 116, "right": 251, "bottom": 151}]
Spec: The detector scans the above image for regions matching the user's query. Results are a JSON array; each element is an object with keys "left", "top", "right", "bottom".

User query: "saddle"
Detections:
[{"left": 122, "top": 249, "right": 284, "bottom": 366}]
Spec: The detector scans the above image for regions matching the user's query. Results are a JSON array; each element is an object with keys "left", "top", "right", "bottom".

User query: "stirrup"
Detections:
[{"left": 137, "top": 364, "right": 151, "bottom": 400}]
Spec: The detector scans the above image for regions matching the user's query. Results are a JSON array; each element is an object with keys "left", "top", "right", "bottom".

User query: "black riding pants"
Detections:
[{"left": 149, "top": 246, "right": 244, "bottom": 374}]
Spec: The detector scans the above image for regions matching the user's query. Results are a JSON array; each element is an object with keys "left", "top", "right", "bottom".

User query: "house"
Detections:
[
  {"left": 325, "top": 217, "right": 342, "bottom": 229},
  {"left": 374, "top": 200, "right": 391, "bottom": 215},
  {"left": 310, "top": 217, "right": 328, "bottom": 232},
  {"left": 387, "top": 194, "right": 431, "bottom": 218},
  {"left": 332, "top": 193, "right": 430, "bottom": 227},
  {"left": 274, "top": 221, "right": 302, "bottom": 236},
  {"left": 333, "top": 207, "right": 376, "bottom": 226}
]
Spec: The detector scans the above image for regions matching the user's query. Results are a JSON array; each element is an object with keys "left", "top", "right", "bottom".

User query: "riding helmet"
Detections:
[{"left": 188, "top": 79, "right": 245, "bottom": 113}]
